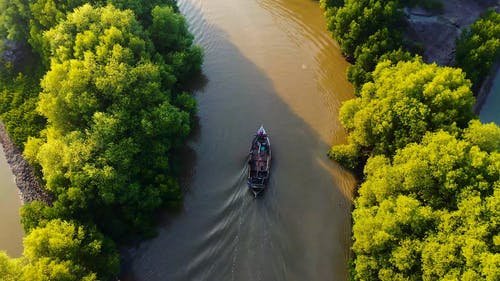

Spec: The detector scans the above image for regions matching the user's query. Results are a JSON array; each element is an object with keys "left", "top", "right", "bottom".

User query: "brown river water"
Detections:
[
  {"left": 0, "top": 145, "right": 24, "bottom": 257},
  {"left": 122, "top": 0, "right": 356, "bottom": 280}
]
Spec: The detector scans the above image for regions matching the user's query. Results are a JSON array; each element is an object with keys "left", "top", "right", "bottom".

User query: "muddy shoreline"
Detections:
[{"left": 0, "top": 122, "right": 51, "bottom": 204}]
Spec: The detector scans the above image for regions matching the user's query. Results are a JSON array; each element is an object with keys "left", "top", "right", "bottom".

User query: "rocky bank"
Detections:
[{"left": 0, "top": 122, "right": 52, "bottom": 204}]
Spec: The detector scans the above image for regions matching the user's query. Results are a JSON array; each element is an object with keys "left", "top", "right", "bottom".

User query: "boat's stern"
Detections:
[{"left": 248, "top": 182, "right": 265, "bottom": 197}]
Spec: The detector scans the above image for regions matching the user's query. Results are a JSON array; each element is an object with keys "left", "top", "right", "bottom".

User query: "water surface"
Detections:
[
  {"left": 480, "top": 68, "right": 500, "bottom": 124},
  {"left": 0, "top": 145, "right": 24, "bottom": 257},
  {"left": 123, "top": 0, "right": 356, "bottom": 280}
]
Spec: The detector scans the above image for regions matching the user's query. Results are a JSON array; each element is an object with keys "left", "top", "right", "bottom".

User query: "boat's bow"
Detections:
[{"left": 257, "top": 125, "right": 266, "bottom": 136}]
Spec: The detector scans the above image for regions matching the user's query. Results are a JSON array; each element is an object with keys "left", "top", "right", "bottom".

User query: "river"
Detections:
[
  {"left": 0, "top": 145, "right": 24, "bottom": 257},
  {"left": 480, "top": 67, "right": 500, "bottom": 124},
  {"left": 122, "top": 0, "right": 356, "bottom": 280}
]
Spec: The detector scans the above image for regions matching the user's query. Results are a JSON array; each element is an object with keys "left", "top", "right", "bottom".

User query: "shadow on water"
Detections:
[{"left": 121, "top": 0, "right": 356, "bottom": 280}]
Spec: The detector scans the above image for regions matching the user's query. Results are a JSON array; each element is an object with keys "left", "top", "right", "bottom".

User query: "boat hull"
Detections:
[
  {"left": 247, "top": 126, "right": 271, "bottom": 197},
  {"left": 250, "top": 185, "right": 265, "bottom": 197}
]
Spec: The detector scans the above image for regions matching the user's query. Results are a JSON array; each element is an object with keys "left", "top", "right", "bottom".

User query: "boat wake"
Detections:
[
  {"left": 223, "top": 161, "right": 288, "bottom": 281},
  {"left": 179, "top": 158, "right": 289, "bottom": 281},
  {"left": 123, "top": 0, "right": 356, "bottom": 279}
]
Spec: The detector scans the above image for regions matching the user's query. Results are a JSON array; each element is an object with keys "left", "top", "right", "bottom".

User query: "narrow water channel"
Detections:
[
  {"left": 123, "top": 0, "right": 356, "bottom": 280},
  {"left": 480, "top": 68, "right": 500, "bottom": 124},
  {"left": 0, "top": 145, "right": 23, "bottom": 257}
]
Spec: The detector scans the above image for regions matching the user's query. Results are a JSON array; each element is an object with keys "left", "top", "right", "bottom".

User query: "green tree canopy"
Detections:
[
  {"left": 0, "top": 73, "right": 46, "bottom": 149},
  {"left": 0, "top": 251, "right": 22, "bottom": 281},
  {"left": 23, "top": 0, "right": 179, "bottom": 57},
  {"left": 21, "top": 219, "right": 119, "bottom": 280},
  {"left": 44, "top": 3, "right": 149, "bottom": 65},
  {"left": 456, "top": 9, "right": 500, "bottom": 90},
  {"left": 422, "top": 190, "right": 500, "bottom": 281},
  {"left": 463, "top": 119, "right": 500, "bottom": 153},
  {"left": 352, "top": 195, "right": 434, "bottom": 280},
  {"left": 359, "top": 131, "right": 499, "bottom": 210},
  {"left": 352, "top": 130, "right": 500, "bottom": 280},
  {"left": 1, "top": 0, "right": 201, "bottom": 279},
  {"left": 329, "top": 58, "right": 475, "bottom": 168},
  {"left": 0, "top": 0, "right": 30, "bottom": 42},
  {"left": 24, "top": 4, "right": 194, "bottom": 239},
  {"left": 149, "top": 5, "right": 202, "bottom": 83},
  {"left": 321, "top": 0, "right": 411, "bottom": 90},
  {"left": 322, "top": 0, "right": 404, "bottom": 59}
]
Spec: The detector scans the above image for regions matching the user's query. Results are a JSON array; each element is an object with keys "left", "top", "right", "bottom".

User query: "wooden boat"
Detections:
[{"left": 247, "top": 125, "right": 271, "bottom": 197}]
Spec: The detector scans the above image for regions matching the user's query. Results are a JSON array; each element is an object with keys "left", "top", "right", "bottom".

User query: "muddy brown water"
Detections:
[
  {"left": 0, "top": 146, "right": 24, "bottom": 257},
  {"left": 122, "top": 0, "right": 356, "bottom": 280}
]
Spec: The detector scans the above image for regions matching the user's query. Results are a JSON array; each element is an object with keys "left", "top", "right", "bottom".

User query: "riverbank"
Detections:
[
  {"left": 405, "top": 0, "right": 497, "bottom": 65},
  {"left": 474, "top": 61, "right": 500, "bottom": 114},
  {"left": 0, "top": 122, "right": 51, "bottom": 204},
  {"left": 405, "top": 0, "right": 499, "bottom": 114}
]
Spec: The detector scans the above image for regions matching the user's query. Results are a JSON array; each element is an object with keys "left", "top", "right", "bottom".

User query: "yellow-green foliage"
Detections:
[
  {"left": 0, "top": 73, "right": 46, "bottom": 149},
  {"left": 0, "top": 0, "right": 178, "bottom": 58},
  {"left": 330, "top": 58, "right": 475, "bottom": 168},
  {"left": 24, "top": 3, "right": 196, "bottom": 240},
  {"left": 464, "top": 120, "right": 500, "bottom": 153},
  {"left": 328, "top": 143, "right": 360, "bottom": 170},
  {"left": 321, "top": 0, "right": 411, "bottom": 90},
  {"left": 0, "top": 251, "right": 22, "bottom": 281},
  {"left": 1, "top": 1, "right": 201, "bottom": 280},
  {"left": 456, "top": 9, "right": 500, "bottom": 90},
  {"left": 1, "top": 219, "right": 119, "bottom": 280},
  {"left": 324, "top": 1, "right": 499, "bottom": 280},
  {"left": 22, "top": 219, "right": 118, "bottom": 280},
  {"left": 0, "top": 0, "right": 30, "bottom": 42},
  {"left": 322, "top": 0, "right": 404, "bottom": 59},
  {"left": 352, "top": 130, "right": 500, "bottom": 280}
]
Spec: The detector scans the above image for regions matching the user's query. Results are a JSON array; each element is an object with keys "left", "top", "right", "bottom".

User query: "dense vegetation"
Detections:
[
  {"left": 0, "top": 0, "right": 201, "bottom": 280},
  {"left": 353, "top": 128, "right": 500, "bottom": 280},
  {"left": 456, "top": 8, "right": 500, "bottom": 90},
  {"left": 0, "top": 69, "right": 45, "bottom": 149},
  {"left": 321, "top": 0, "right": 500, "bottom": 93},
  {"left": 24, "top": 2, "right": 200, "bottom": 240},
  {"left": 329, "top": 58, "right": 475, "bottom": 169},
  {"left": 1, "top": 219, "right": 119, "bottom": 280},
  {"left": 0, "top": 0, "right": 178, "bottom": 59},
  {"left": 322, "top": 0, "right": 500, "bottom": 280},
  {"left": 320, "top": 0, "right": 449, "bottom": 92},
  {"left": 320, "top": 0, "right": 421, "bottom": 91}
]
